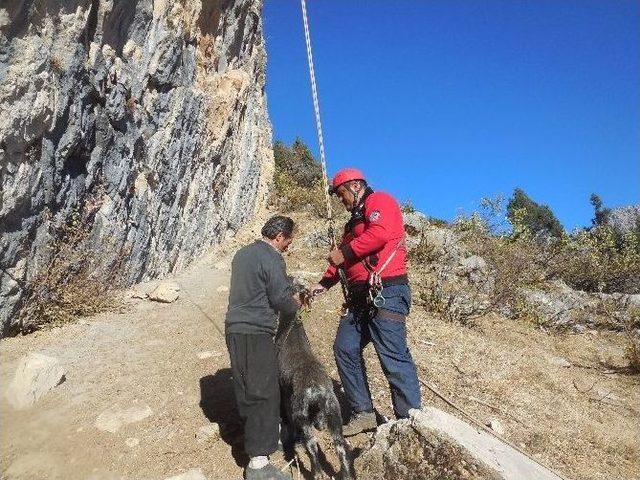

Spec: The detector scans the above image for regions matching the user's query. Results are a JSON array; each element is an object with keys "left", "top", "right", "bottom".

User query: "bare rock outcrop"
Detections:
[
  {"left": 355, "top": 408, "right": 563, "bottom": 480},
  {"left": 0, "top": 0, "right": 274, "bottom": 335}
]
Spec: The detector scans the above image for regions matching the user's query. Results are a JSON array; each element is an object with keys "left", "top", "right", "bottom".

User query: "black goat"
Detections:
[{"left": 276, "top": 305, "right": 353, "bottom": 479}]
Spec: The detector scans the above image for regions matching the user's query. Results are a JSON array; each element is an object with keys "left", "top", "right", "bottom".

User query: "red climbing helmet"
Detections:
[{"left": 330, "top": 168, "right": 366, "bottom": 194}]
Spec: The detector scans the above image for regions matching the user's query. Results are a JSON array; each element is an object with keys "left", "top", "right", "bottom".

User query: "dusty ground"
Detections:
[{"left": 1, "top": 211, "right": 639, "bottom": 480}]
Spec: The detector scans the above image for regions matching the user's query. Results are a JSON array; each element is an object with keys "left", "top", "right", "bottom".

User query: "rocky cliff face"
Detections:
[{"left": 0, "top": 0, "right": 274, "bottom": 335}]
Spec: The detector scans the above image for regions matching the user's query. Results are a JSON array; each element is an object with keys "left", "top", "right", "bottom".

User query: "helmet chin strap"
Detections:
[{"left": 346, "top": 184, "right": 362, "bottom": 211}]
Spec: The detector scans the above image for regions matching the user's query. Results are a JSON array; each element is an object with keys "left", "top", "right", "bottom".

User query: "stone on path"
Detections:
[
  {"left": 196, "top": 351, "right": 221, "bottom": 360},
  {"left": 95, "top": 403, "right": 152, "bottom": 433},
  {"left": 216, "top": 285, "right": 229, "bottom": 293},
  {"left": 549, "top": 356, "right": 572, "bottom": 368},
  {"left": 149, "top": 282, "right": 180, "bottom": 303},
  {"left": 5, "top": 353, "right": 66, "bottom": 410},
  {"left": 486, "top": 418, "right": 505, "bottom": 436},
  {"left": 196, "top": 423, "right": 221, "bottom": 443},
  {"left": 164, "top": 468, "right": 207, "bottom": 480}
]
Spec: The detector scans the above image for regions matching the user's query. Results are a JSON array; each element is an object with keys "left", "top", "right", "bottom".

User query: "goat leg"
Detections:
[
  {"left": 295, "top": 418, "right": 323, "bottom": 478},
  {"left": 326, "top": 398, "right": 354, "bottom": 480}
]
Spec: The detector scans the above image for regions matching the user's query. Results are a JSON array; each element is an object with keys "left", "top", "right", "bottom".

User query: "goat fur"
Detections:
[{"left": 276, "top": 315, "right": 353, "bottom": 480}]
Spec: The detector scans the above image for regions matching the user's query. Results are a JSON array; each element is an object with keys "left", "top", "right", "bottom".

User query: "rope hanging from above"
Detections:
[
  {"left": 300, "top": 0, "right": 334, "bottom": 238},
  {"left": 300, "top": 0, "right": 350, "bottom": 311}
]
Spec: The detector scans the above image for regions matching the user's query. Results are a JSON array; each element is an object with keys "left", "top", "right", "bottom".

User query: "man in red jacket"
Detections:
[{"left": 311, "top": 168, "right": 421, "bottom": 436}]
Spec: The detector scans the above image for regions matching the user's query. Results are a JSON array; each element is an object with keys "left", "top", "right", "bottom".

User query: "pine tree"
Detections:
[{"left": 507, "top": 188, "right": 563, "bottom": 238}]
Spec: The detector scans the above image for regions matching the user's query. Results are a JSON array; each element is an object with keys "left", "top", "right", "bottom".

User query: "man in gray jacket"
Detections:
[{"left": 225, "top": 215, "right": 299, "bottom": 480}]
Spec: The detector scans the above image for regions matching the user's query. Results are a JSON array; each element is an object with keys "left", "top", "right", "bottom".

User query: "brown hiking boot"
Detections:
[{"left": 342, "top": 411, "right": 377, "bottom": 437}]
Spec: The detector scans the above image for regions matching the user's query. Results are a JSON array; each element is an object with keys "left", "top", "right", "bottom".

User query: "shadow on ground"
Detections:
[{"left": 199, "top": 369, "right": 247, "bottom": 467}]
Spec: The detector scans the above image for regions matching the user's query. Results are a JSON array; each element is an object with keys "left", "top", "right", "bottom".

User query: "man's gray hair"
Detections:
[{"left": 261, "top": 215, "right": 295, "bottom": 240}]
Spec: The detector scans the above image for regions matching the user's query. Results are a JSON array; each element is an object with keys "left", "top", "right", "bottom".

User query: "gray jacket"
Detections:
[{"left": 225, "top": 240, "right": 298, "bottom": 336}]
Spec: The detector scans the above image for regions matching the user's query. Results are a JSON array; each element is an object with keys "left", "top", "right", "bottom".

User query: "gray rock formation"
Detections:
[
  {"left": 0, "top": 0, "right": 274, "bottom": 335},
  {"left": 406, "top": 219, "right": 494, "bottom": 323},
  {"left": 522, "top": 280, "right": 638, "bottom": 332},
  {"left": 607, "top": 205, "right": 640, "bottom": 234},
  {"left": 355, "top": 408, "right": 563, "bottom": 480}
]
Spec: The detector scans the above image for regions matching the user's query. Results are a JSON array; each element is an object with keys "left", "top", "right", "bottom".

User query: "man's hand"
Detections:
[
  {"left": 327, "top": 248, "right": 345, "bottom": 267},
  {"left": 310, "top": 283, "right": 327, "bottom": 297}
]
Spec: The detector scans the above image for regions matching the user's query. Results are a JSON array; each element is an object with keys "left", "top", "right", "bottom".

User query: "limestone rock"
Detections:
[
  {"left": 549, "top": 356, "right": 572, "bottom": 368},
  {"left": 522, "top": 280, "right": 637, "bottom": 330},
  {"left": 356, "top": 407, "right": 563, "bottom": 480},
  {"left": 485, "top": 418, "right": 505, "bottom": 436},
  {"left": 304, "top": 229, "right": 332, "bottom": 249},
  {"left": 149, "top": 282, "right": 180, "bottom": 303},
  {"left": 95, "top": 403, "right": 152, "bottom": 433},
  {"left": 0, "top": 0, "right": 274, "bottom": 335},
  {"left": 403, "top": 211, "right": 428, "bottom": 236},
  {"left": 196, "top": 423, "right": 221, "bottom": 443},
  {"left": 196, "top": 351, "right": 221, "bottom": 360},
  {"left": 5, "top": 353, "right": 66, "bottom": 410},
  {"left": 165, "top": 469, "right": 207, "bottom": 480}
]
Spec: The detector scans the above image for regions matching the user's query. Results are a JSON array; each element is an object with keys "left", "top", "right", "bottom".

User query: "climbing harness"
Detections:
[
  {"left": 364, "top": 236, "right": 406, "bottom": 309},
  {"left": 300, "top": 0, "right": 349, "bottom": 313}
]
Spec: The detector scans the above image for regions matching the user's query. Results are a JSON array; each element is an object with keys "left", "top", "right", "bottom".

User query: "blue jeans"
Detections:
[{"left": 333, "top": 284, "right": 421, "bottom": 418}]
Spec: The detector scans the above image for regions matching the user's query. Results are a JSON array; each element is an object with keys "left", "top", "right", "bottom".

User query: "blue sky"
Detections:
[{"left": 263, "top": 0, "right": 639, "bottom": 230}]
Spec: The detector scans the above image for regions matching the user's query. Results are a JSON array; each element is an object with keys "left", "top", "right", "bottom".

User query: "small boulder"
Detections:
[
  {"left": 196, "top": 423, "right": 221, "bottom": 443},
  {"left": 196, "top": 351, "right": 221, "bottom": 360},
  {"left": 486, "top": 418, "right": 505, "bottom": 435},
  {"left": 149, "top": 282, "right": 180, "bottom": 303},
  {"left": 549, "top": 356, "right": 572, "bottom": 368},
  {"left": 129, "top": 288, "right": 148, "bottom": 300},
  {"left": 304, "top": 230, "right": 332, "bottom": 248},
  {"left": 5, "top": 353, "right": 66, "bottom": 410},
  {"left": 403, "top": 211, "right": 428, "bottom": 236},
  {"left": 95, "top": 403, "right": 152, "bottom": 433}
]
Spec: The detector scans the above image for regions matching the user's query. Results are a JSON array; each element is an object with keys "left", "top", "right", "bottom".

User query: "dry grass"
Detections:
[
  {"left": 285, "top": 210, "right": 640, "bottom": 480},
  {"left": 19, "top": 208, "right": 126, "bottom": 333}
]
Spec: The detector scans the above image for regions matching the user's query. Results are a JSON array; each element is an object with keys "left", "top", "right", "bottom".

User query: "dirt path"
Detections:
[
  {"left": 1, "top": 247, "right": 250, "bottom": 480},
  {"left": 2, "top": 212, "right": 639, "bottom": 480}
]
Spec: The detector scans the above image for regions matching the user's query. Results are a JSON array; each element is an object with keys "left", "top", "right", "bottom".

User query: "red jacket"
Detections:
[{"left": 319, "top": 189, "right": 408, "bottom": 289}]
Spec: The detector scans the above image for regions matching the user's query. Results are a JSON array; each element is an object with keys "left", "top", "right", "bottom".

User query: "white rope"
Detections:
[{"left": 300, "top": 0, "right": 333, "bottom": 228}]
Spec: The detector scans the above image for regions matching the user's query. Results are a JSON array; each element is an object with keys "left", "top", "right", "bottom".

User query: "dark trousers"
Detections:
[
  {"left": 226, "top": 333, "right": 280, "bottom": 458},
  {"left": 333, "top": 284, "right": 422, "bottom": 418}
]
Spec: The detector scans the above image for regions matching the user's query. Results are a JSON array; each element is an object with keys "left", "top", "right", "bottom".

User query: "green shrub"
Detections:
[
  {"left": 272, "top": 138, "right": 335, "bottom": 217},
  {"left": 507, "top": 188, "right": 563, "bottom": 238},
  {"left": 454, "top": 214, "right": 548, "bottom": 310},
  {"left": 274, "top": 138, "right": 322, "bottom": 187},
  {"left": 590, "top": 193, "right": 611, "bottom": 227},
  {"left": 551, "top": 227, "right": 640, "bottom": 294}
]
